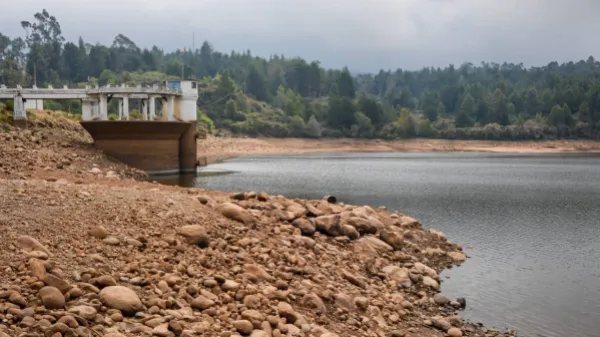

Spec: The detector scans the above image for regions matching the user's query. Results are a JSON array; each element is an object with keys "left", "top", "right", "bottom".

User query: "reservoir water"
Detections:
[{"left": 156, "top": 152, "right": 600, "bottom": 337}]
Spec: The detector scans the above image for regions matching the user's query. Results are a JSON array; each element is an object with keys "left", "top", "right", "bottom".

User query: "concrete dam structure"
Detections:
[
  {"left": 80, "top": 121, "right": 197, "bottom": 175},
  {"left": 0, "top": 80, "right": 200, "bottom": 175}
]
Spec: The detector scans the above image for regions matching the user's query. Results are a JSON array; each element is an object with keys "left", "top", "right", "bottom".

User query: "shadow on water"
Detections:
[{"left": 148, "top": 169, "right": 235, "bottom": 187}]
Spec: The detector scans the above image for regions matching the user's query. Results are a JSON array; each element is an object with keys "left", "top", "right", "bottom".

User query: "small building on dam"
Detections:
[{"left": 0, "top": 80, "right": 201, "bottom": 175}]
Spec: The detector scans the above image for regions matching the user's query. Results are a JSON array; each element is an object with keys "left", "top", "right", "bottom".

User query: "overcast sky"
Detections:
[{"left": 0, "top": 0, "right": 598, "bottom": 73}]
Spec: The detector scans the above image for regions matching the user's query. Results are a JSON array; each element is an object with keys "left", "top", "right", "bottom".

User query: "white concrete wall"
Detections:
[
  {"left": 24, "top": 99, "right": 43, "bottom": 111},
  {"left": 178, "top": 80, "right": 198, "bottom": 121},
  {"left": 178, "top": 98, "right": 197, "bottom": 121}
]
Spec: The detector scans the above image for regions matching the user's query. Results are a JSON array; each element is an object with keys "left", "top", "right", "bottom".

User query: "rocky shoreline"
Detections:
[{"left": 0, "top": 113, "right": 515, "bottom": 337}]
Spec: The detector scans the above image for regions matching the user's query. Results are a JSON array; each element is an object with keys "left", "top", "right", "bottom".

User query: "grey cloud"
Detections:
[{"left": 1, "top": 0, "right": 599, "bottom": 72}]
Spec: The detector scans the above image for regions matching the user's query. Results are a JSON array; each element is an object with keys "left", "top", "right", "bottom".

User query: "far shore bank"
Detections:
[{"left": 197, "top": 137, "right": 600, "bottom": 165}]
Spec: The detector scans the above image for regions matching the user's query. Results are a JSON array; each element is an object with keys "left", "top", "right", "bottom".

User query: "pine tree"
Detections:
[{"left": 245, "top": 66, "right": 268, "bottom": 101}]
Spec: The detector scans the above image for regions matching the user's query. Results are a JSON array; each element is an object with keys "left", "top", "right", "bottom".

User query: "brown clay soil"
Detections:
[
  {"left": 197, "top": 136, "right": 600, "bottom": 165},
  {"left": 0, "top": 113, "right": 517, "bottom": 337}
]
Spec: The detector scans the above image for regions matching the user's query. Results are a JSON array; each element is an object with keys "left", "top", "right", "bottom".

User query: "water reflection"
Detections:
[{"left": 150, "top": 169, "right": 234, "bottom": 187}]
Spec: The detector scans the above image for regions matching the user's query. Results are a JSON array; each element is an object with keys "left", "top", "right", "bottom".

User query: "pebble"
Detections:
[
  {"left": 89, "top": 225, "right": 109, "bottom": 239},
  {"left": 222, "top": 280, "right": 240, "bottom": 291},
  {"left": 191, "top": 295, "right": 215, "bottom": 310},
  {"left": 68, "top": 305, "right": 98, "bottom": 320},
  {"left": 103, "top": 236, "right": 120, "bottom": 245}
]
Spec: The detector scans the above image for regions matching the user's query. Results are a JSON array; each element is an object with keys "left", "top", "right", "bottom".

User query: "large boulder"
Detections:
[
  {"left": 17, "top": 236, "right": 52, "bottom": 256},
  {"left": 305, "top": 203, "right": 324, "bottom": 217},
  {"left": 99, "top": 286, "right": 143, "bottom": 315},
  {"left": 216, "top": 203, "right": 255, "bottom": 225},
  {"left": 341, "top": 225, "right": 360, "bottom": 240},
  {"left": 448, "top": 251, "right": 467, "bottom": 262},
  {"left": 286, "top": 203, "right": 307, "bottom": 219},
  {"left": 191, "top": 295, "right": 214, "bottom": 310},
  {"left": 397, "top": 215, "right": 420, "bottom": 228},
  {"left": 422, "top": 276, "right": 440, "bottom": 290},
  {"left": 38, "top": 287, "right": 65, "bottom": 309},
  {"left": 29, "top": 259, "right": 47, "bottom": 280},
  {"left": 315, "top": 215, "right": 343, "bottom": 236},
  {"left": 413, "top": 262, "right": 438, "bottom": 278},
  {"left": 177, "top": 225, "right": 209, "bottom": 247},
  {"left": 277, "top": 302, "right": 297, "bottom": 323},
  {"left": 346, "top": 217, "right": 378, "bottom": 235},
  {"left": 379, "top": 229, "right": 404, "bottom": 250},
  {"left": 244, "top": 264, "right": 274, "bottom": 282},
  {"left": 351, "top": 206, "right": 376, "bottom": 219},
  {"left": 41, "top": 274, "right": 71, "bottom": 294},
  {"left": 367, "top": 216, "right": 385, "bottom": 230},
  {"left": 354, "top": 236, "right": 393, "bottom": 256},
  {"left": 291, "top": 218, "right": 316, "bottom": 236},
  {"left": 382, "top": 266, "right": 412, "bottom": 288}
]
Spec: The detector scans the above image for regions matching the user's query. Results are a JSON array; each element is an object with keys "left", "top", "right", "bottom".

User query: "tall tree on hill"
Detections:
[
  {"left": 216, "top": 69, "right": 237, "bottom": 98},
  {"left": 491, "top": 88, "right": 510, "bottom": 125},
  {"left": 337, "top": 67, "right": 356, "bottom": 98},
  {"left": 21, "top": 9, "right": 65, "bottom": 85},
  {"left": 420, "top": 90, "right": 439, "bottom": 121},
  {"left": 358, "top": 95, "right": 384, "bottom": 128},
  {"left": 579, "top": 101, "right": 592, "bottom": 124},
  {"left": 0, "top": 34, "right": 27, "bottom": 86},
  {"left": 245, "top": 65, "right": 268, "bottom": 101}
]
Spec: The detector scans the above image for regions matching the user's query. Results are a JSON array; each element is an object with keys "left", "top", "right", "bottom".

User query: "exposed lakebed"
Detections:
[{"left": 156, "top": 152, "right": 600, "bottom": 337}]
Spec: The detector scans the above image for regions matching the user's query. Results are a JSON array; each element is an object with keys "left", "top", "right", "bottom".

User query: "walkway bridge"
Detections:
[{"left": 0, "top": 80, "right": 200, "bottom": 175}]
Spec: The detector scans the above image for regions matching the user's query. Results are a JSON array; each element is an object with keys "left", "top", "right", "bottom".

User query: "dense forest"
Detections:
[{"left": 2, "top": 9, "right": 600, "bottom": 139}]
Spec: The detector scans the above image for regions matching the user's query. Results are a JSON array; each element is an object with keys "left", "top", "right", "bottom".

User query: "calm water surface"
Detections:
[{"left": 156, "top": 152, "right": 600, "bottom": 337}]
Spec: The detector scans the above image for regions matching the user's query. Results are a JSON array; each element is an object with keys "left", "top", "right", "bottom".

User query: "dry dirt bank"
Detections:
[
  {"left": 197, "top": 137, "right": 600, "bottom": 164},
  {"left": 0, "top": 114, "right": 515, "bottom": 337}
]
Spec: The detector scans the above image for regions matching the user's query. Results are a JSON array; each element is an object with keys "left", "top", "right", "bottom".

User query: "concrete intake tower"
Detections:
[{"left": 1, "top": 79, "right": 201, "bottom": 175}]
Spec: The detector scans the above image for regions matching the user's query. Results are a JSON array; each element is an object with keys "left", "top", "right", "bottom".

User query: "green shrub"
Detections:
[
  {"left": 197, "top": 111, "right": 215, "bottom": 133},
  {"left": 5, "top": 100, "right": 14, "bottom": 112},
  {"left": 129, "top": 109, "right": 142, "bottom": 120}
]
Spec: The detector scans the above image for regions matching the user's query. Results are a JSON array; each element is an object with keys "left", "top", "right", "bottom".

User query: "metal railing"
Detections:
[
  {"left": 0, "top": 83, "right": 183, "bottom": 96},
  {"left": 86, "top": 83, "right": 182, "bottom": 95}
]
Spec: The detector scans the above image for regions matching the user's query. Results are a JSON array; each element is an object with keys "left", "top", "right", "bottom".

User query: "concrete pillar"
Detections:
[
  {"left": 91, "top": 100, "right": 99, "bottom": 119},
  {"left": 122, "top": 96, "right": 129, "bottom": 120},
  {"left": 13, "top": 94, "right": 27, "bottom": 128},
  {"left": 82, "top": 98, "right": 92, "bottom": 121},
  {"left": 167, "top": 96, "right": 175, "bottom": 121},
  {"left": 118, "top": 100, "right": 123, "bottom": 120},
  {"left": 179, "top": 122, "right": 198, "bottom": 174},
  {"left": 142, "top": 99, "right": 148, "bottom": 121},
  {"left": 149, "top": 96, "right": 156, "bottom": 120},
  {"left": 99, "top": 95, "right": 108, "bottom": 120}
]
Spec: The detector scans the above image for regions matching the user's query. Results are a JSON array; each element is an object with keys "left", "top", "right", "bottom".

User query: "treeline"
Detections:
[{"left": 2, "top": 9, "right": 600, "bottom": 139}]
